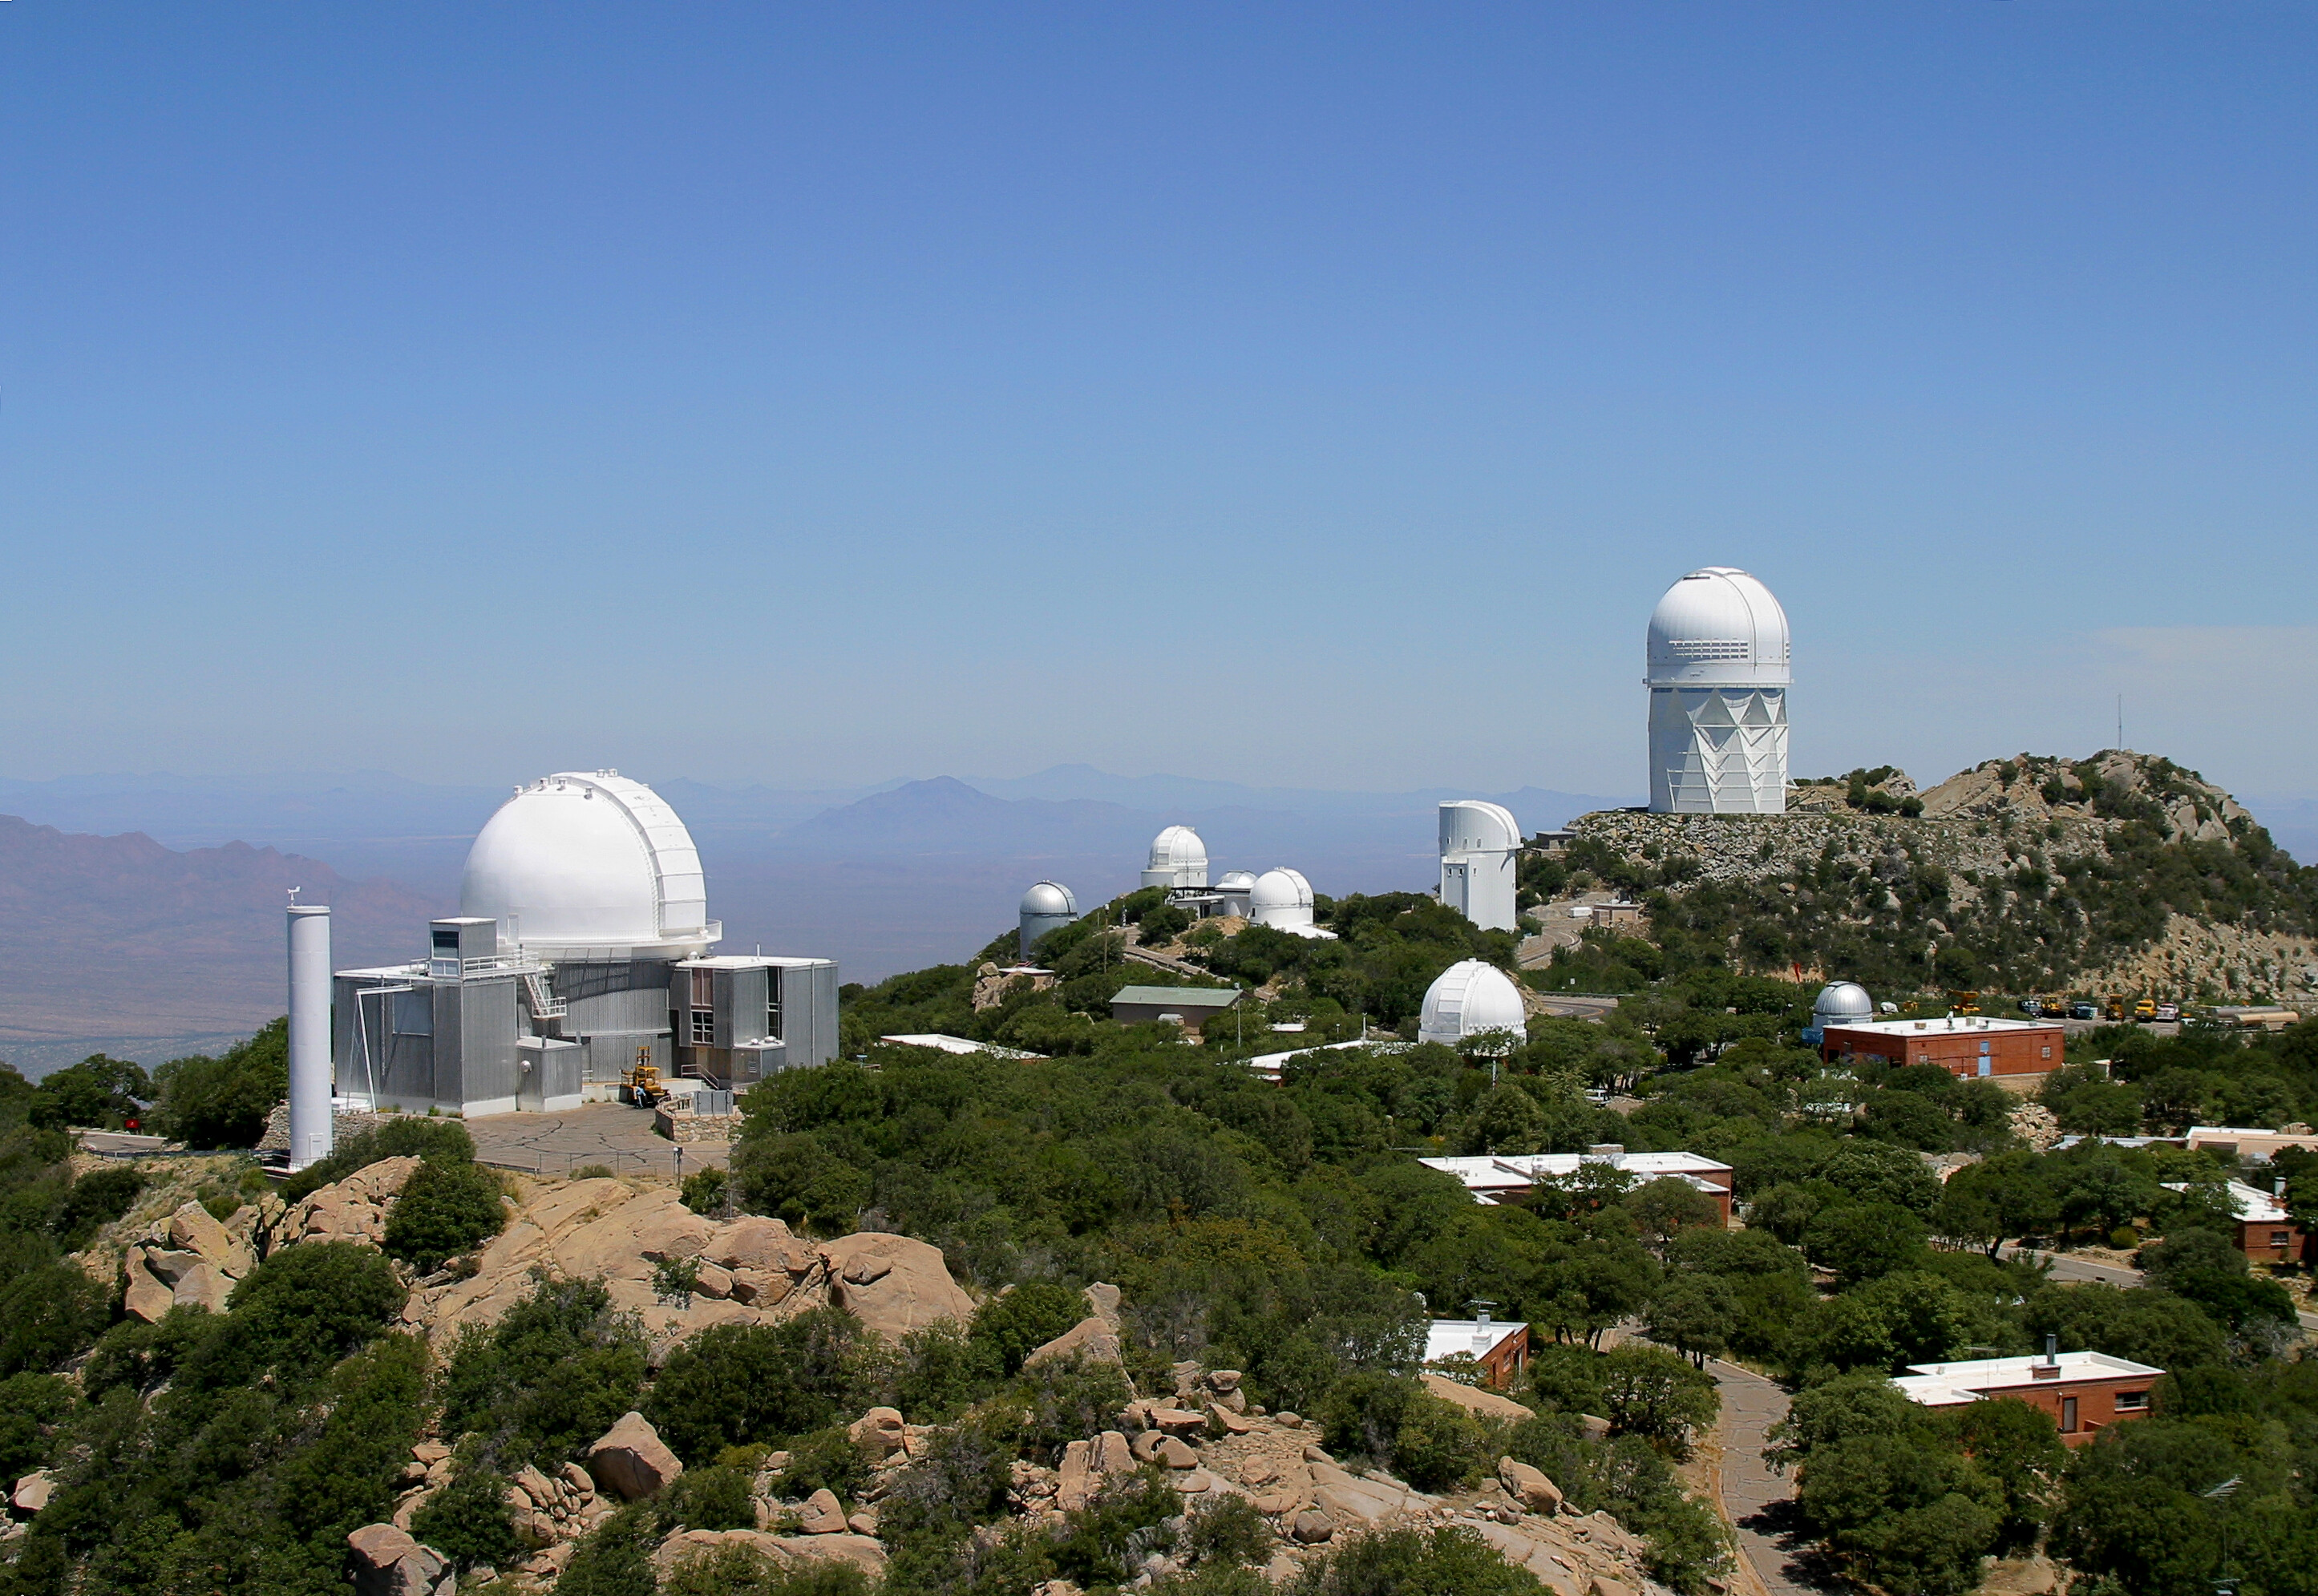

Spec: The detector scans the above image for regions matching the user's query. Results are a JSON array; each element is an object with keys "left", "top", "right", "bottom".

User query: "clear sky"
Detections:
[{"left": 4, "top": 3, "right": 2313, "bottom": 802}]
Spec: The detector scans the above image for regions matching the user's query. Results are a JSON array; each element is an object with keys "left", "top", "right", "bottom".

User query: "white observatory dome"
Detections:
[
  {"left": 1215, "top": 870, "right": 1257, "bottom": 894},
  {"left": 1438, "top": 800, "right": 1521, "bottom": 856},
  {"left": 460, "top": 771, "right": 720, "bottom": 957},
  {"left": 1249, "top": 867, "right": 1313, "bottom": 925},
  {"left": 1142, "top": 825, "right": 1209, "bottom": 891},
  {"left": 1646, "top": 568, "right": 1791, "bottom": 689},
  {"left": 1812, "top": 980, "right": 1875, "bottom": 1029},
  {"left": 1021, "top": 880, "right": 1078, "bottom": 918},
  {"left": 1418, "top": 960, "right": 1528, "bottom": 1047}
]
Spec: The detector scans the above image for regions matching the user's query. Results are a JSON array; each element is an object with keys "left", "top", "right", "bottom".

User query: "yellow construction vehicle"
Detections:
[
  {"left": 2106, "top": 993, "right": 2126, "bottom": 1021},
  {"left": 1945, "top": 989, "right": 1981, "bottom": 1016},
  {"left": 622, "top": 1049, "right": 665, "bottom": 1109}
]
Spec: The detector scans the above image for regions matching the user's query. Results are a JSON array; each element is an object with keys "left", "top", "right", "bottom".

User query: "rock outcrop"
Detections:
[
  {"left": 119, "top": 1200, "right": 265, "bottom": 1323},
  {"left": 588, "top": 1411, "right": 684, "bottom": 1501},
  {"left": 818, "top": 1232, "right": 976, "bottom": 1341},
  {"left": 346, "top": 1523, "right": 455, "bottom": 1596}
]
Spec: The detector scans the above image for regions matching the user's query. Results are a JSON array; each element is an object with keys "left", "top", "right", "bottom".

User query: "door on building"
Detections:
[{"left": 2061, "top": 1396, "right": 2078, "bottom": 1433}]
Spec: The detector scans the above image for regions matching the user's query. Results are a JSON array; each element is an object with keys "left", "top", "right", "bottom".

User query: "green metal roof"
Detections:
[{"left": 1109, "top": 985, "right": 1242, "bottom": 1009}]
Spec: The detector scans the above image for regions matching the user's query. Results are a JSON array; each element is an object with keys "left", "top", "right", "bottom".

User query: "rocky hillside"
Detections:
[
  {"left": 77, "top": 1158, "right": 1680, "bottom": 1596},
  {"left": 1563, "top": 751, "right": 2318, "bottom": 1001}
]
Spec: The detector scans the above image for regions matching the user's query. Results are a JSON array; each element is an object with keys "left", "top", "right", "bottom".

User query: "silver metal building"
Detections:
[
  {"left": 1018, "top": 880, "right": 1079, "bottom": 959},
  {"left": 333, "top": 771, "right": 839, "bottom": 1117}
]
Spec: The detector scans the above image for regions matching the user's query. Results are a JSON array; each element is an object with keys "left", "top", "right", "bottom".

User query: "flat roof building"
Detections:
[
  {"left": 1423, "top": 1316, "right": 1531, "bottom": 1391},
  {"left": 1108, "top": 984, "right": 1243, "bottom": 1040},
  {"left": 1821, "top": 1014, "right": 2065, "bottom": 1084},
  {"left": 1421, "top": 1146, "right": 1734, "bottom": 1220},
  {"left": 1892, "top": 1343, "right": 2162, "bottom": 1445},
  {"left": 2162, "top": 1178, "right": 2304, "bottom": 1266}
]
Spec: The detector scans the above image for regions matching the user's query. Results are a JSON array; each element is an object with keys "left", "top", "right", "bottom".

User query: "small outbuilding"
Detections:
[{"left": 1108, "top": 984, "right": 1244, "bottom": 1039}]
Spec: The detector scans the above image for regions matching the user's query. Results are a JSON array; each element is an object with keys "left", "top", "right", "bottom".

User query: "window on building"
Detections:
[
  {"left": 2273, "top": 1230, "right": 2292, "bottom": 1248},
  {"left": 690, "top": 968, "right": 714, "bottom": 1008},
  {"left": 691, "top": 1009, "right": 714, "bottom": 1044},
  {"left": 767, "top": 974, "right": 783, "bottom": 1040},
  {"left": 2061, "top": 1396, "right": 2078, "bottom": 1432},
  {"left": 2041, "top": 1046, "right": 2053, "bottom": 1058},
  {"left": 2114, "top": 1390, "right": 2147, "bottom": 1411}
]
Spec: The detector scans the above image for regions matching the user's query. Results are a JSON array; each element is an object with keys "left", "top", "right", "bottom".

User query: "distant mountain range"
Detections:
[
  {"left": 0, "top": 815, "right": 451, "bottom": 1075},
  {"left": 0, "top": 767, "right": 1632, "bottom": 1071}
]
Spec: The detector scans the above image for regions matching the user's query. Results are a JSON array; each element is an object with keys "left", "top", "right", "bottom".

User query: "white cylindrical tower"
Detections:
[
  {"left": 1645, "top": 568, "right": 1790, "bottom": 814},
  {"left": 1019, "top": 880, "right": 1079, "bottom": 960},
  {"left": 286, "top": 899, "right": 333, "bottom": 1170},
  {"left": 1438, "top": 800, "right": 1521, "bottom": 931}
]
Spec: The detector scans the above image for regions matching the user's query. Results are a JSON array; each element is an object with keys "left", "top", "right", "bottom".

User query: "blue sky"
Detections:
[{"left": 4, "top": 2, "right": 2314, "bottom": 802}]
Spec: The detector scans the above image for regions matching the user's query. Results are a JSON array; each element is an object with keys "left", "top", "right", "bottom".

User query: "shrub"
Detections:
[
  {"left": 0, "top": 1372, "right": 71, "bottom": 1480},
  {"left": 970, "top": 1281, "right": 1087, "bottom": 1374},
  {"left": 558, "top": 1501, "right": 663, "bottom": 1596},
  {"left": 382, "top": 1156, "right": 507, "bottom": 1271},
  {"left": 768, "top": 1425, "right": 873, "bottom": 1505},
  {"left": 411, "top": 1465, "right": 525, "bottom": 1574},
  {"left": 2109, "top": 1226, "right": 2138, "bottom": 1250},
  {"left": 682, "top": 1166, "right": 730, "bottom": 1215},
  {"left": 186, "top": 1240, "right": 404, "bottom": 1390},
  {"left": 645, "top": 1309, "right": 864, "bottom": 1462},
  {"left": 1319, "top": 1373, "right": 1495, "bottom": 1491},
  {"left": 1016, "top": 1350, "right": 1132, "bottom": 1463},
  {"left": 1285, "top": 1525, "right": 1547, "bottom": 1594},
  {"left": 1045, "top": 1468, "right": 1183, "bottom": 1590},
  {"left": 661, "top": 1462, "right": 755, "bottom": 1531},
  {"left": 439, "top": 1273, "right": 649, "bottom": 1464},
  {"left": 49, "top": 1166, "right": 145, "bottom": 1251},
  {"left": 664, "top": 1542, "right": 872, "bottom": 1596},
  {"left": 1183, "top": 1492, "right": 1273, "bottom": 1568},
  {"left": 281, "top": 1116, "right": 476, "bottom": 1202}
]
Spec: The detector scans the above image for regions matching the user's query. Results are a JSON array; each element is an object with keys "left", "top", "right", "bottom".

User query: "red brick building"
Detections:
[
  {"left": 1821, "top": 1015, "right": 2066, "bottom": 1081},
  {"left": 1893, "top": 1344, "right": 2162, "bottom": 1445}
]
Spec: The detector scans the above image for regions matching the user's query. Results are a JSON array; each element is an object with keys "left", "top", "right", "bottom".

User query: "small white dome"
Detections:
[
  {"left": 1418, "top": 960, "right": 1528, "bottom": 1046},
  {"left": 460, "top": 771, "right": 718, "bottom": 956},
  {"left": 1250, "top": 867, "right": 1313, "bottom": 916},
  {"left": 1645, "top": 568, "right": 1790, "bottom": 689},
  {"left": 1215, "top": 870, "right": 1258, "bottom": 892},
  {"left": 1812, "top": 980, "right": 1874, "bottom": 1028},
  {"left": 1021, "top": 880, "right": 1078, "bottom": 917}
]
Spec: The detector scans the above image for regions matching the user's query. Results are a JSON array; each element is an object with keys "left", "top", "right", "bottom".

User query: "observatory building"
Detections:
[
  {"left": 1646, "top": 568, "right": 1790, "bottom": 814},
  {"left": 1438, "top": 801, "right": 1520, "bottom": 932},
  {"left": 1019, "top": 880, "right": 1079, "bottom": 959},
  {"left": 1418, "top": 960, "right": 1528, "bottom": 1048},
  {"left": 1249, "top": 867, "right": 1336, "bottom": 939},
  {"left": 332, "top": 771, "right": 838, "bottom": 1117},
  {"left": 1142, "top": 826, "right": 1209, "bottom": 891}
]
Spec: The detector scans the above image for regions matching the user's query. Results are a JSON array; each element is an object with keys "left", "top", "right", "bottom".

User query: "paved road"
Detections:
[
  {"left": 464, "top": 1103, "right": 726, "bottom": 1180},
  {"left": 1707, "top": 1358, "right": 1820, "bottom": 1596},
  {"left": 2004, "top": 1243, "right": 2318, "bottom": 1334}
]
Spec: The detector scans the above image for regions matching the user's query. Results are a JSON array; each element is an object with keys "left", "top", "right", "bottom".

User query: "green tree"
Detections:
[
  {"left": 150, "top": 1021, "right": 288, "bottom": 1148},
  {"left": 645, "top": 1310, "right": 864, "bottom": 1462},
  {"left": 1285, "top": 1525, "right": 1548, "bottom": 1595},
  {"left": 969, "top": 1282, "right": 1086, "bottom": 1376},
  {"left": 27, "top": 1055, "right": 151, "bottom": 1131},
  {"left": 1803, "top": 1200, "right": 1927, "bottom": 1285},
  {"left": 1936, "top": 1153, "right": 2059, "bottom": 1259},
  {"left": 1620, "top": 1178, "right": 1722, "bottom": 1260},
  {"left": 1644, "top": 1275, "right": 1737, "bottom": 1368}
]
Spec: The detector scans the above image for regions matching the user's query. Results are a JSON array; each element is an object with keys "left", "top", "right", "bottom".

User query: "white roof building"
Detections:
[
  {"left": 2160, "top": 1179, "right": 2290, "bottom": 1224},
  {"left": 1423, "top": 1318, "right": 1528, "bottom": 1365},
  {"left": 1421, "top": 1147, "right": 1733, "bottom": 1205},
  {"left": 2184, "top": 1125, "right": 2318, "bottom": 1163},
  {"left": 1418, "top": 960, "right": 1527, "bottom": 1047},
  {"left": 1891, "top": 1350, "right": 2164, "bottom": 1409},
  {"left": 1821, "top": 1015, "right": 2058, "bottom": 1040},
  {"left": 879, "top": 1034, "right": 1045, "bottom": 1060}
]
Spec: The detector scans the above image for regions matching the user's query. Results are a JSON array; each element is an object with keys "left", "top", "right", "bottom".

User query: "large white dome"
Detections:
[
  {"left": 1418, "top": 960, "right": 1528, "bottom": 1046},
  {"left": 1142, "top": 825, "right": 1209, "bottom": 890},
  {"left": 1250, "top": 867, "right": 1313, "bottom": 921},
  {"left": 1439, "top": 800, "right": 1521, "bottom": 856},
  {"left": 460, "top": 771, "right": 719, "bottom": 957},
  {"left": 1646, "top": 568, "right": 1790, "bottom": 689}
]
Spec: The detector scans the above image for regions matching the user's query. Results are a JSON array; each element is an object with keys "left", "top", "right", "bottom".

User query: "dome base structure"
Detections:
[{"left": 1648, "top": 686, "right": 1790, "bottom": 814}]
